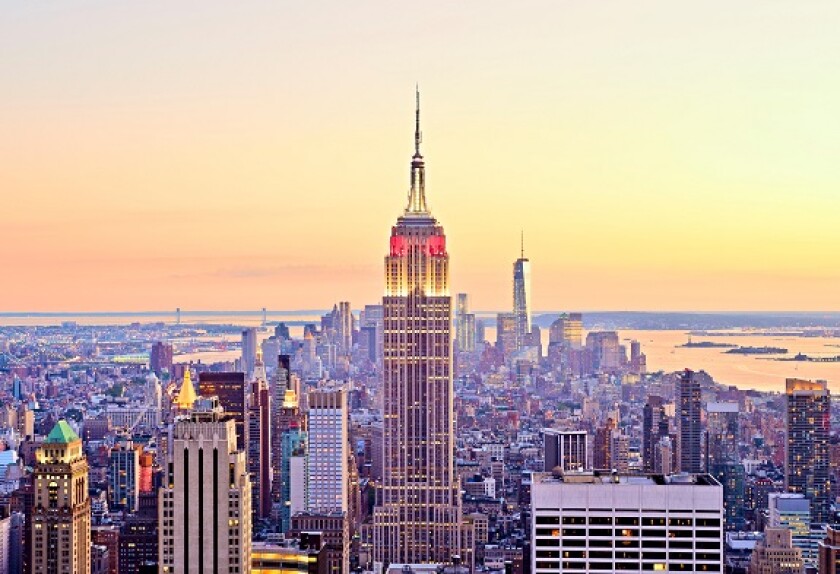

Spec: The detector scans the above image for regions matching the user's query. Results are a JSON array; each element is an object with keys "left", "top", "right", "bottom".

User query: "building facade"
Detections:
[
  {"left": 108, "top": 440, "right": 140, "bottom": 512},
  {"left": 531, "top": 472, "right": 724, "bottom": 573},
  {"left": 306, "top": 389, "right": 347, "bottom": 514},
  {"left": 512, "top": 242, "right": 531, "bottom": 352},
  {"left": 158, "top": 404, "right": 252, "bottom": 574},
  {"left": 678, "top": 369, "right": 703, "bottom": 474},
  {"left": 372, "top": 91, "right": 462, "bottom": 566},
  {"left": 30, "top": 421, "right": 91, "bottom": 574},
  {"left": 543, "top": 429, "right": 588, "bottom": 472},
  {"left": 785, "top": 378, "right": 831, "bottom": 525},
  {"left": 198, "top": 371, "right": 248, "bottom": 454}
]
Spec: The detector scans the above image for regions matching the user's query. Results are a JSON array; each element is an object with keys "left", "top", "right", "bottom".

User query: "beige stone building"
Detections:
[{"left": 31, "top": 420, "right": 91, "bottom": 574}]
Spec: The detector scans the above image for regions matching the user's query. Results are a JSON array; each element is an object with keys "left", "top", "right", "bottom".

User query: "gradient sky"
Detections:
[{"left": 2, "top": 1, "right": 839, "bottom": 312}]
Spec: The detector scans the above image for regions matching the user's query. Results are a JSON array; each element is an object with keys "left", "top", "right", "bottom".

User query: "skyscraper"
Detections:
[
  {"left": 678, "top": 368, "right": 703, "bottom": 473},
  {"left": 108, "top": 439, "right": 140, "bottom": 512},
  {"left": 512, "top": 233, "right": 531, "bottom": 352},
  {"left": 31, "top": 420, "right": 91, "bottom": 574},
  {"left": 158, "top": 400, "right": 252, "bottom": 574},
  {"left": 642, "top": 395, "right": 668, "bottom": 473},
  {"left": 454, "top": 293, "right": 476, "bottom": 353},
  {"left": 306, "top": 389, "right": 348, "bottom": 513},
  {"left": 373, "top": 90, "right": 462, "bottom": 566},
  {"left": 785, "top": 378, "right": 831, "bottom": 525},
  {"left": 198, "top": 371, "right": 248, "bottom": 454},
  {"left": 336, "top": 302, "right": 353, "bottom": 356},
  {"left": 303, "top": 389, "right": 350, "bottom": 574},
  {"left": 279, "top": 421, "right": 307, "bottom": 534},
  {"left": 249, "top": 363, "right": 272, "bottom": 520},
  {"left": 241, "top": 327, "right": 257, "bottom": 378}
]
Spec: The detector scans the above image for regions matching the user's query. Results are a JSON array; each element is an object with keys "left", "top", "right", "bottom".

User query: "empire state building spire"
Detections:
[{"left": 406, "top": 86, "right": 428, "bottom": 215}]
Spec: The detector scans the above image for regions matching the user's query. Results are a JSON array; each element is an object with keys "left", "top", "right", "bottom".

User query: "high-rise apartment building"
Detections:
[
  {"left": 108, "top": 439, "right": 140, "bottom": 512},
  {"left": 543, "top": 429, "right": 588, "bottom": 472},
  {"left": 198, "top": 371, "right": 248, "bottom": 455},
  {"left": 785, "top": 378, "right": 831, "bottom": 525},
  {"left": 158, "top": 400, "right": 252, "bottom": 574},
  {"left": 678, "top": 369, "right": 703, "bottom": 473},
  {"left": 512, "top": 238, "right": 531, "bottom": 352},
  {"left": 373, "top": 91, "right": 462, "bottom": 566},
  {"left": 150, "top": 342, "right": 173, "bottom": 377},
  {"left": 306, "top": 389, "right": 347, "bottom": 513},
  {"left": 530, "top": 472, "right": 724, "bottom": 573},
  {"left": 31, "top": 421, "right": 91, "bottom": 574}
]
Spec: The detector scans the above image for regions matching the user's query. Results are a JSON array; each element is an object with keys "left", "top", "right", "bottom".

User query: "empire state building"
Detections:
[{"left": 373, "top": 91, "right": 462, "bottom": 565}]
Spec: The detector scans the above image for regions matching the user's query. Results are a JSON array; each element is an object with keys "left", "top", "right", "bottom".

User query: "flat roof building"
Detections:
[{"left": 531, "top": 471, "right": 724, "bottom": 573}]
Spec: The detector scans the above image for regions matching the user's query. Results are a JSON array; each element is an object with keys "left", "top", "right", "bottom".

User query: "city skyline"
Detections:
[
  {"left": 3, "top": 5, "right": 840, "bottom": 574},
  {"left": 3, "top": 1, "right": 840, "bottom": 312}
]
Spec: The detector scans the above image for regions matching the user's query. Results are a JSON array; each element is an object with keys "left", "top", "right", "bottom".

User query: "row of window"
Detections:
[
  {"left": 536, "top": 516, "right": 719, "bottom": 527},
  {"left": 535, "top": 561, "right": 720, "bottom": 571}
]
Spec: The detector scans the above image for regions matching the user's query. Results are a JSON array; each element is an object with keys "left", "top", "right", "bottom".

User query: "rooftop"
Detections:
[
  {"left": 535, "top": 471, "right": 720, "bottom": 487},
  {"left": 44, "top": 420, "right": 79, "bottom": 444}
]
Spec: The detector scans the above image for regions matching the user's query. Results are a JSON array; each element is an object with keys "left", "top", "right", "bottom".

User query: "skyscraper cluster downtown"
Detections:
[{"left": 2, "top": 91, "right": 840, "bottom": 574}]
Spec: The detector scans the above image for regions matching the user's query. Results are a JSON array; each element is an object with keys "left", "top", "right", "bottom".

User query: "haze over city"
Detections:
[
  {"left": 7, "top": 3, "right": 840, "bottom": 574},
  {"left": 3, "top": 1, "right": 840, "bottom": 312}
]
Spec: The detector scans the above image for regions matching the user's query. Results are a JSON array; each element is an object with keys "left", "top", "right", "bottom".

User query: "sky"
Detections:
[{"left": 1, "top": 1, "right": 839, "bottom": 313}]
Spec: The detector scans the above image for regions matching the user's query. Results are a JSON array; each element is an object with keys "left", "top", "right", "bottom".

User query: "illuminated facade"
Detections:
[
  {"left": 785, "top": 378, "right": 831, "bottom": 525},
  {"left": 31, "top": 420, "right": 91, "bottom": 574},
  {"left": 373, "top": 90, "right": 462, "bottom": 566}
]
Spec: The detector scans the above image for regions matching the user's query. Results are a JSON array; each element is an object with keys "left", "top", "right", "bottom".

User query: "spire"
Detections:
[
  {"left": 415, "top": 83, "right": 422, "bottom": 156},
  {"left": 175, "top": 369, "right": 197, "bottom": 410},
  {"left": 405, "top": 85, "right": 428, "bottom": 215},
  {"left": 521, "top": 229, "right": 525, "bottom": 259}
]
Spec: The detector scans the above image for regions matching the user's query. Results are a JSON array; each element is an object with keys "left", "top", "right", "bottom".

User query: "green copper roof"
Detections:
[{"left": 44, "top": 420, "right": 79, "bottom": 444}]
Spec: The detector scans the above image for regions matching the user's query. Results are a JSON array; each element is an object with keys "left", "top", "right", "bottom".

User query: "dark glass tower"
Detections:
[{"left": 786, "top": 378, "right": 831, "bottom": 524}]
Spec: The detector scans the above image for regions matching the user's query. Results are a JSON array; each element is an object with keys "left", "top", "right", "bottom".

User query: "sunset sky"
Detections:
[{"left": 2, "top": 1, "right": 839, "bottom": 312}]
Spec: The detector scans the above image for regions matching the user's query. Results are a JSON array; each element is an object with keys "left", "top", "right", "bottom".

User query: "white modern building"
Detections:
[
  {"left": 531, "top": 472, "right": 724, "bottom": 573},
  {"left": 306, "top": 389, "right": 348, "bottom": 513}
]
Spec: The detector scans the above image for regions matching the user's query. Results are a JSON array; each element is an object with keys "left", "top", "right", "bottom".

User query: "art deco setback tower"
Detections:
[{"left": 373, "top": 90, "right": 462, "bottom": 566}]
